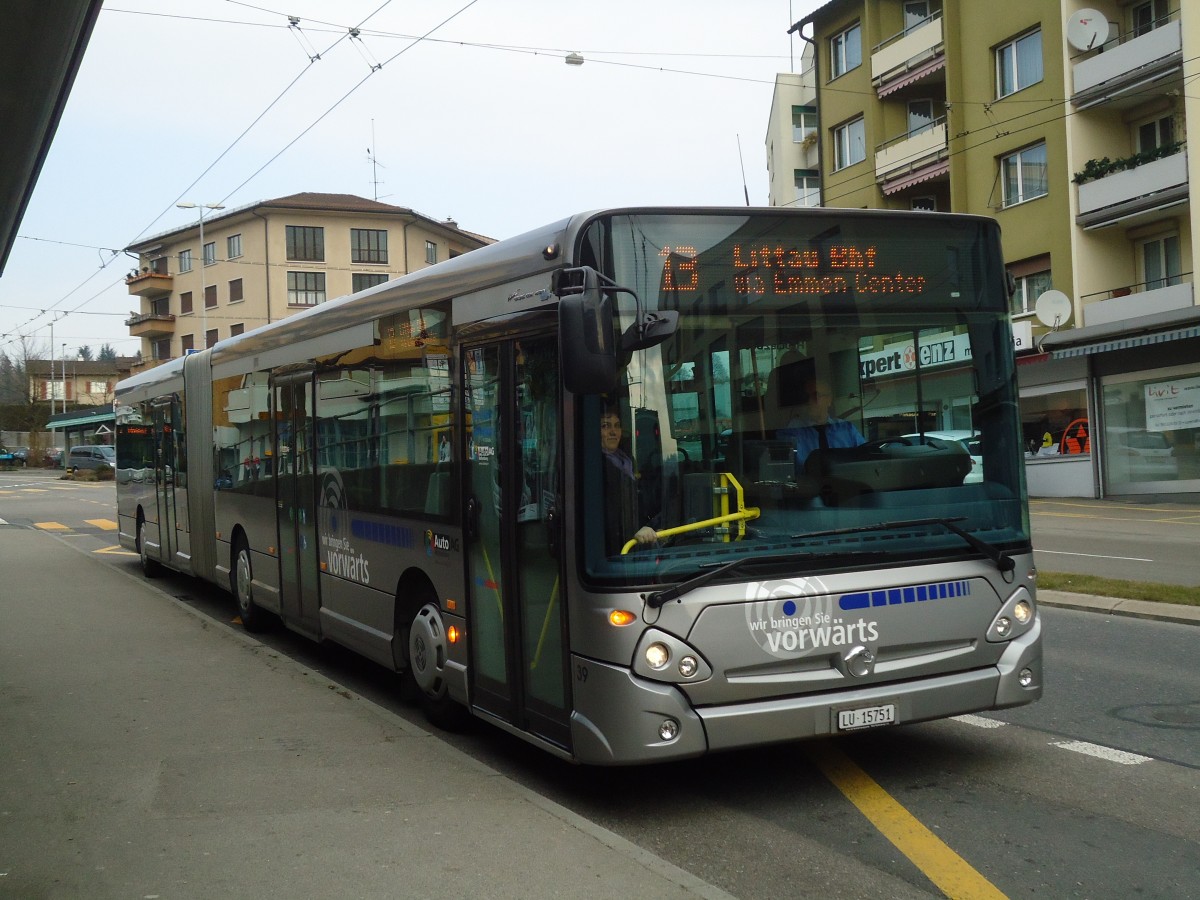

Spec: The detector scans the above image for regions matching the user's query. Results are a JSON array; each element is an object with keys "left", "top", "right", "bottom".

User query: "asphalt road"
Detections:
[
  {"left": 3, "top": 472, "right": 1198, "bottom": 898},
  {"left": 1030, "top": 496, "right": 1200, "bottom": 586}
]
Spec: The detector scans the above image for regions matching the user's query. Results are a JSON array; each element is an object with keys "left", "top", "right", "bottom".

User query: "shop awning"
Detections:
[
  {"left": 1041, "top": 305, "right": 1200, "bottom": 359},
  {"left": 882, "top": 159, "right": 949, "bottom": 195}
]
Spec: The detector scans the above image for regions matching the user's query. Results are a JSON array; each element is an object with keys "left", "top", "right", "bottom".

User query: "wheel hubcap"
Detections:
[{"left": 408, "top": 604, "right": 447, "bottom": 696}]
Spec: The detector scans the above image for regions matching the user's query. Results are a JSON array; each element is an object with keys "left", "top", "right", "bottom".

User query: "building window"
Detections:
[
  {"left": 229, "top": 278, "right": 243, "bottom": 303},
  {"left": 792, "top": 106, "right": 817, "bottom": 143},
  {"left": 1001, "top": 142, "right": 1047, "bottom": 207},
  {"left": 1011, "top": 269, "right": 1052, "bottom": 316},
  {"left": 153, "top": 338, "right": 171, "bottom": 361},
  {"left": 180, "top": 291, "right": 193, "bottom": 315},
  {"left": 179, "top": 248, "right": 193, "bottom": 273},
  {"left": 351, "top": 228, "right": 388, "bottom": 264},
  {"left": 904, "top": 1, "right": 930, "bottom": 32},
  {"left": 180, "top": 334, "right": 194, "bottom": 354},
  {"left": 286, "top": 225, "right": 325, "bottom": 262},
  {"left": 1136, "top": 115, "right": 1175, "bottom": 152},
  {"left": 203, "top": 241, "right": 216, "bottom": 266},
  {"left": 794, "top": 170, "right": 820, "bottom": 207},
  {"left": 907, "top": 99, "right": 935, "bottom": 136},
  {"left": 830, "top": 22, "right": 861, "bottom": 79},
  {"left": 287, "top": 271, "right": 326, "bottom": 306},
  {"left": 205, "top": 329, "right": 218, "bottom": 349},
  {"left": 1132, "top": 0, "right": 1169, "bottom": 37},
  {"left": 425, "top": 240, "right": 438, "bottom": 264},
  {"left": 150, "top": 257, "right": 169, "bottom": 275},
  {"left": 230, "top": 323, "right": 244, "bottom": 337},
  {"left": 833, "top": 117, "right": 866, "bottom": 170},
  {"left": 205, "top": 284, "right": 217, "bottom": 309},
  {"left": 227, "top": 233, "right": 243, "bottom": 259},
  {"left": 1140, "top": 234, "right": 1181, "bottom": 290},
  {"left": 996, "top": 29, "right": 1042, "bottom": 98},
  {"left": 1021, "top": 385, "right": 1088, "bottom": 458},
  {"left": 151, "top": 296, "right": 170, "bottom": 317},
  {"left": 353, "top": 272, "right": 389, "bottom": 292},
  {"left": 88, "top": 380, "right": 107, "bottom": 395}
]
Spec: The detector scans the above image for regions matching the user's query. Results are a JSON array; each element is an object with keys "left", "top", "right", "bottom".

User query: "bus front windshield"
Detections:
[{"left": 578, "top": 212, "right": 1029, "bottom": 586}]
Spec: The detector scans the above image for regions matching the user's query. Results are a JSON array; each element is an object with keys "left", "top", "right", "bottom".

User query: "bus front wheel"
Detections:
[
  {"left": 406, "top": 603, "right": 470, "bottom": 730},
  {"left": 232, "top": 537, "right": 271, "bottom": 632},
  {"left": 137, "top": 516, "right": 162, "bottom": 578}
]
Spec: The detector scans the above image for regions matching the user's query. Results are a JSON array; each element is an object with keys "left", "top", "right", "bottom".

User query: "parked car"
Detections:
[
  {"left": 67, "top": 444, "right": 116, "bottom": 474},
  {"left": 43, "top": 447, "right": 64, "bottom": 469},
  {"left": 901, "top": 430, "right": 984, "bottom": 483},
  {"left": 11, "top": 447, "right": 29, "bottom": 466},
  {"left": 0, "top": 446, "right": 15, "bottom": 469}
]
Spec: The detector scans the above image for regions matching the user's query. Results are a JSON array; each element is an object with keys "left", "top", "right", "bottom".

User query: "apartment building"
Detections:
[
  {"left": 765, "top": 42, "right": 820, "bottom": 208},
  {"left": 788, "top": 0, "right": 1199, "bottom": 498},
  {"left": 124, "top": 193, "right": 491, "bottom": 371}
]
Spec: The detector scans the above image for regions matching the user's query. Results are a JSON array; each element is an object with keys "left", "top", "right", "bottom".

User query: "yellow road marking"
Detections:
[
  {"left": 95, "top": 545, "right": 136, "bottom": 556},
  {"left": 34, "top": 521, "right": 69, "bottom": 531},
  {"left": 805, "top": 742, "right": 1007, "bottom": 900},
  {"left": 86, "top": 518, "right": 119, "bottom": 530}
]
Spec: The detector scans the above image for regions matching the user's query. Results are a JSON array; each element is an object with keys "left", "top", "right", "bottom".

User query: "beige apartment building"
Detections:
[
  {"left": 124, "top": 193, "right": 491, "bottom": 371},
  {"left": 785, "top": 0, "right": 1200, "bottom": 499}
]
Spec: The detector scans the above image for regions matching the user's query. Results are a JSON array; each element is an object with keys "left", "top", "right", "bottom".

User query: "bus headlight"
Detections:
[
  {"left": 632, "top": 630, "right": 712, "bottom": 683},
  {"left": 645, "top": 642, "right": 670, "bottom": 670},
  {"left": 987, "top": 587, "right": 1037, "bottom": 642}
]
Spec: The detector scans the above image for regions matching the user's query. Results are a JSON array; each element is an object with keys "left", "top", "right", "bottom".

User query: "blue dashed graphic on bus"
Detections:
[{"left": 838, "top": 580, "right": 971, "bottom": 611}]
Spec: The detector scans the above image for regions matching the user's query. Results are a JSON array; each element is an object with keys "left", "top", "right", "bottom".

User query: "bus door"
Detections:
[
  {"left": 462, "top": 337, "right": 571, "bottom": 750},
  {"left": 272, "top": 371, "right": 320, "bottom": 632},
  {"left": 150, "top": 397, "right": 179, "bottom": 565}
]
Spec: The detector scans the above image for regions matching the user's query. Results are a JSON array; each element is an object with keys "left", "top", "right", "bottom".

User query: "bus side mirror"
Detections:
[{"left": 557, "top": 267, "right": 619, "bottom": 394}]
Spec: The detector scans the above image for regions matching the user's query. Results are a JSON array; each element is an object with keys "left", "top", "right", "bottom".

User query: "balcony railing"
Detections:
[
  {"left": 871, "top": 12, "right": 944, "bottom": 94},
  {"left": 1072, "top": 17, "right": 1182, "bottom": 109},
  {"left": 875, "top": 118, "right": 948, "bottom": 183},
  {"left": 126, "top": 271, "right": 173, "bottom": 297},
  {"left": 125, "top": 312, "right": 177, "bottom": 339},
  {"left": 1080, "top": 275, "right": 1193, "bottom": 328},
  {"left": 1076, "top": 148, "right": 1188, "bottom": 229}
]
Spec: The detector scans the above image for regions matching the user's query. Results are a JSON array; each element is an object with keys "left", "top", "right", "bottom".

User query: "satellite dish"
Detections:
[
  {"left": 1034, "top": 290, "right": 1073, "bottom": 328},
  {"left": 1067, "top": 9, "right": 1108, "bottom": 51}
]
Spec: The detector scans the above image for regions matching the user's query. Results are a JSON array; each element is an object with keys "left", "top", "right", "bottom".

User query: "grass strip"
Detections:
[{"left": 1038, "top": 571, "right": 1200, "bottom": 607}]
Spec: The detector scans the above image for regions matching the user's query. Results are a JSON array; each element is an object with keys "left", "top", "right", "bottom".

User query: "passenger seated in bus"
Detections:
[
  {"left": 771, "top": 359, "right": 865, "bottom": 466},
  {"left": 600, "top": 402, "right": 658, "bottom": 553}
]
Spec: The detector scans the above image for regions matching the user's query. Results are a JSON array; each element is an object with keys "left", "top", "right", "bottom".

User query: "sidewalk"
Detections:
[
  {"left": 1038, "top": 590, "right": 1200, "bottom": 626},
  {"left": 0, "top": 528, "right": 732, "bottom": 900}
]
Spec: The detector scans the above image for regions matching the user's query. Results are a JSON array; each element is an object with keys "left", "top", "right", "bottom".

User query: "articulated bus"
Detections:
[{"left": 115, "top": 207, "right": 1041, "bottom": 764}]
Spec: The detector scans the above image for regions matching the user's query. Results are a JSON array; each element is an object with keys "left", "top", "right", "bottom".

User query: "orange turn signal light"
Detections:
[
  {"left": 447, "top": 625, "right": 461, "bottom": 644},
  {"left": 609, "top": 610, "right": 637, "bottom": 627}
]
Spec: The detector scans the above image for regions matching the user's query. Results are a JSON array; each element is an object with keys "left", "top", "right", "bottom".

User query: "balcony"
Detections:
[
  {"left": 126, "top": 271, "right": 173, "bottom": 297},
  {"left": 871, "top": 14, "right": 944, "bottom": 98},
  {"left": 1082, "top": 279, "right": 1193, "bottom": 328},
  {"left": 1076, "top": 148, "right": 1188, "bottom": 229},
  {"left": 875, "top": 119, "right": 948, "bottom": 190},
  {"left": 1072, "top": 19, "right": 1182, "bottom": 110},
  {"left": 125, "top": 311, "right": 177, "bottom": 339}
]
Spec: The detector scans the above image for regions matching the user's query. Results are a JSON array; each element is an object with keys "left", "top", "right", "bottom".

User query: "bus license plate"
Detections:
[{"left": 838, "top": 704, "right": 896, "bottom": 730}]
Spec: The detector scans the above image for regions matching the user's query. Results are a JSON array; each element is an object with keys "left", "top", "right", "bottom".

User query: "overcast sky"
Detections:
[{"left": 1, "top": 0, "right": 819, "bottom": 360}]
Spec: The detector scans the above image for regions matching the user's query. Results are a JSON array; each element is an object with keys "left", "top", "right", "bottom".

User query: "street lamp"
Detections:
[{"left": 177, "top": 202, "right": 225, "bottom": 350}]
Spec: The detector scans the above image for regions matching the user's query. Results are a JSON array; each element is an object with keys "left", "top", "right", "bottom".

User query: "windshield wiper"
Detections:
[
  {"left": 791, "top": 516, "right": 1014, "bottom": 574},
  {"left": 644, "top": 556, "right": 776, "bottom": 609}
]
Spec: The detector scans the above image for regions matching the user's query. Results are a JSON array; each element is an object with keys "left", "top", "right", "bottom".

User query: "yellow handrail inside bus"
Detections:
[{"left": 621, "top": 472, "right": 759, "bottom": 555}]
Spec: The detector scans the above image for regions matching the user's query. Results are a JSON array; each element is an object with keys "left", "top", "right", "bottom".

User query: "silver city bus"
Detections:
[{"left": 116, "top": 207, "right": 1041, "bottom": 764}]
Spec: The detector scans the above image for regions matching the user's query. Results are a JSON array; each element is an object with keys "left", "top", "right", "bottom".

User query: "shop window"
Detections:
[
  {"left": 1101, "top": 371, "right": 1195, "bottom": 486},
  {"left": 1021, "top": 386, "right": 1088, "bottom": 457}
]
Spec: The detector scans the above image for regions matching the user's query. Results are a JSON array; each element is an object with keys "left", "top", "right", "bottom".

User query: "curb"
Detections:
[{"left": 1038, "top": 590, "right": 1200, "bottom": 626}]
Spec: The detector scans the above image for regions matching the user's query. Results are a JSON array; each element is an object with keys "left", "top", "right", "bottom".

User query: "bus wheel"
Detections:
[
  {"left": 137, "top": 516, "right": 162, "bottom": 578},
  {"left": 407, "top": 603, "right": 470, "bottom": 730},
  {"left": 232, "top": 537, "right": 271, "bottom": 633}
]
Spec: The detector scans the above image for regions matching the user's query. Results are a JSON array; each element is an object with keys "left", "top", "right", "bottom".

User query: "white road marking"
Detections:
[
  {"left": 1051, "top": 740, "right": 1151, "bottom": 765},
  {"left": 1035, "top": 549, "right": 1153, "bottom": 562},
  {"left": 952, "top": 714, "right": 1007, "bottom": 729}
]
